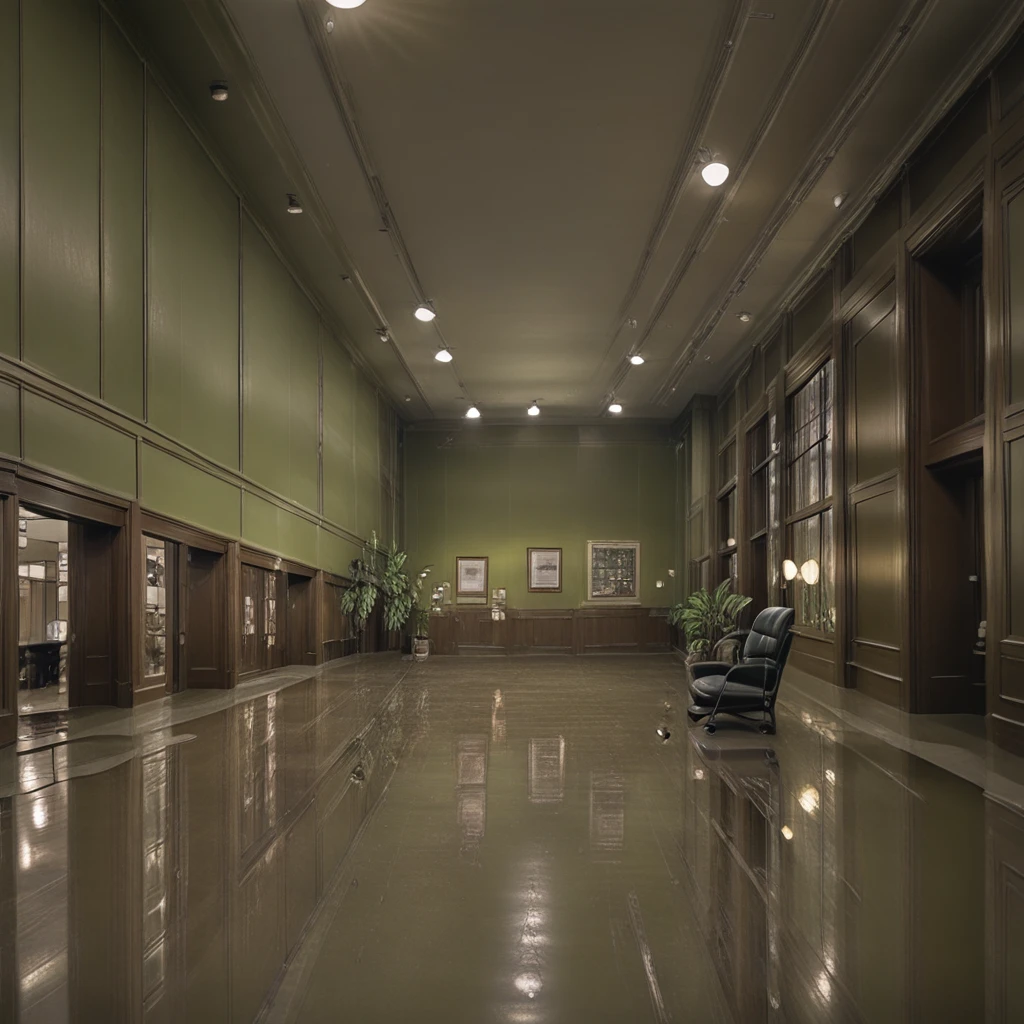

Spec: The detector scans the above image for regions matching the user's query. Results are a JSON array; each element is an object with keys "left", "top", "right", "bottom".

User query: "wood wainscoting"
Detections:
[{"left": 427, "top": 607, "right": 671, "bottom": 656}]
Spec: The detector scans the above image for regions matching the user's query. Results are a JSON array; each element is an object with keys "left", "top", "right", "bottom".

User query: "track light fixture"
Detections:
[
  {"left": 465, "top": 406, "right": 481, "bottom": 419},
  {"left": 414, "top": 304, "right": 436, "bottom": 322},
  {"left": 210, "top": 82, "right": 229, "bottom": 102},
  {"left": 286, "top": 194, "right": 303, "bottom": 214},
  {"left": 527, "top": 401, "right": 540, "bottom": 417},
  {"left": 434, "top": 348, "right": 453, "bottom": 363},
  {"left": 629, "top": 354, "right": 645, "bottom": 366},
  {"left": 608, "top": 402, "right": 623, "bottom": 414}
]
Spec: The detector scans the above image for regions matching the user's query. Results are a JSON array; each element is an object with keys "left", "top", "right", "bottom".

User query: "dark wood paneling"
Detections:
[
  {"left": 453, "top": 609, "right": 508, "bottom": 654},
  {"left": 512, "top": 610, "right": 573, "bottom": 654},
  {"left": 185, "top": 548, "right": 227, "bottom": 688},
  {"left": 789, "top": 632, "right": 834, "bottom": 681},
  {"left": 69, "top": 520, "right": 118, "bottom": 706},
  {"left": 851, "top": 295, "right": 899, "bottom": 486}
]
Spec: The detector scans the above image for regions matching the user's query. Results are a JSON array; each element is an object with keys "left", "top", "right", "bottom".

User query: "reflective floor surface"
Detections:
[{"left": 3, "top": 654, "right": 1024, "bottom": 1022}]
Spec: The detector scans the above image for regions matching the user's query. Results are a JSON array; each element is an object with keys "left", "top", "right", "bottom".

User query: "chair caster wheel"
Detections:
[
  {"left": 687, "top": 710, "right": 701, "bottom": 723},
  {"left": 759, "top": 723, "right": 775, "bottom": 735},
  {"left": 704, "top": 723, "right": 716, "bottom": 735}
]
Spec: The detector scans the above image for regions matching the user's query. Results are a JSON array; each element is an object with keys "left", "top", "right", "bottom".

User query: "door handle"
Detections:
[{"left": 178, "top": 632, "right": 185, "bottom": 646}]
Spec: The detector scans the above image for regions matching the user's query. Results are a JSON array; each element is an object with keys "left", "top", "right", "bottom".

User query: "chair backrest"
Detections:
[{"left": 742, "top": 607, "right": 795, "bottom": 670}]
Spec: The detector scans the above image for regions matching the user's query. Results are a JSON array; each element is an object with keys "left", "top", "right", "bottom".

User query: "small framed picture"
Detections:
[
  {"left": 527, "top": 548, "right": 562, "bottom": 593},
  {"left": 456, "top": 557, "right": 488, "bottom": 603}
]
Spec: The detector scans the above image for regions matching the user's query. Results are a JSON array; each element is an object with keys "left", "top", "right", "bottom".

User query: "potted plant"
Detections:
[
  {"left": 339, "top": 532, "right": 431, "bottom": 650},
  {"left": 411, "top": 607, "right": 431, "bottom": 662},
  {"left": 668, "top": 580, "right": 752, "bottom": 669}
]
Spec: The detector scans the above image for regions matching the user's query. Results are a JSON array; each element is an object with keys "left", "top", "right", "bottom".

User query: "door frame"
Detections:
[
  {"left": 138, "top": 512, "right": 233, "bottom": 702},
  {"left": 9, "top": 466, "right": 133, "bottom": 717}
]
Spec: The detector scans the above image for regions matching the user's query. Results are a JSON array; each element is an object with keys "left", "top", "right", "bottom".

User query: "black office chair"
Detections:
[{"left": 686, "top": 606, "right": 794, "bottom": 735}]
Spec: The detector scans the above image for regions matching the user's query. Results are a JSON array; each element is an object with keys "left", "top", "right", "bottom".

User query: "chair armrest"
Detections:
[
  {"left": 690, "top": 661, "right": 733, "bottom": 678},
  {"left": 725, "top": 661, "right": 779, "bottom": 688}
]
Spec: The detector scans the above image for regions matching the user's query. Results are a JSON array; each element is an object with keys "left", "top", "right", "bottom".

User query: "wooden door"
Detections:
[
  {"left": 184, "top": 547, "right": 225, "bottom": 689},
  {"left": 286, "top": 574, "right": 315, "bottom": 666},
  {"left": 69, "top": 520, "right": 118, "bottom": 707}
]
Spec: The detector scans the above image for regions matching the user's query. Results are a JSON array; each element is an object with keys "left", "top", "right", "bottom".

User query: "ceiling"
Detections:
[{"left": 118, "top": 0, "right": 1023, "bottom": 423}]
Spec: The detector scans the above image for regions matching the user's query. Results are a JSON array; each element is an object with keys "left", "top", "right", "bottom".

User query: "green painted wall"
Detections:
[
  {"left": 0, "top": 1, "right": 398, "bottom": 569},
  {"left": 404, "top": 427, "right": 677, "bottom": 608}
]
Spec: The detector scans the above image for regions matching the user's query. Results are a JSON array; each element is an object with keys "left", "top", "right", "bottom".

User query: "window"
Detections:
[
  {"left": 748, "top": 416, "right": 770, "bottom": 613},
  {"left": 787, "top": 362, "right": 836, "bottom": 633},
  {"left": 717, "top": 399, "right": 738, "bottom": 590}
]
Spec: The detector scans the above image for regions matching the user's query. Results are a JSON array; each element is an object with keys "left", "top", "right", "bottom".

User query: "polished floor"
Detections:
[{"left": 3, "top": 654, "right": 1023, "bottom": 1022}]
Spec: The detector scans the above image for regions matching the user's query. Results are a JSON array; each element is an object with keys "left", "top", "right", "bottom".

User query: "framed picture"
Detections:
[
  {"left": 456, "top": 556, "right": 488, "bottom": 603},
  {"left": 586, "top": 541, "right": 640, "bottom": 603},
  {"left": 527, "top": 547, "right": 562, "bottom": 593}
]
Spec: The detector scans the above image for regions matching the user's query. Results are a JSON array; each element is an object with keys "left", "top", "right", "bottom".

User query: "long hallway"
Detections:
[{"left": 7, "top": 653, "right": 1019, "bottom": 1022}]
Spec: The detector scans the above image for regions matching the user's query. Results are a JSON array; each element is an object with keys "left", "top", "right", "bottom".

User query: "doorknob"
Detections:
[{"left": 178, "top": 632, "right": 185, "bottom": 646}]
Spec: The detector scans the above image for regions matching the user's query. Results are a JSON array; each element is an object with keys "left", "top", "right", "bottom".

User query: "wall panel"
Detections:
[
  {"left": 0, "top": 381, "right": 19, "bottom": 460},
  {"left": 1009, "top": 437, "right": 1024, "bottom": 639},
  {"left": 139, "top": 443, "right": 241, "bottom": 539},
  {"left": 242, "top": 218, "right": 318, "bottom": 511},
  {"left": 242, "top": 492, "right": 318, "bottom": 568},
  {"left": 0, "top": 0, "right": 18, "bottom": 359},
  {"left": 100, "top": 14, "right": 145, "bottom": 419},
  {"left": 322, "top": 334, "right": 357, "bottom": 530},
  {"left": 23, "top": 393, "right": 135, "bottom": 498},
  {"left": 852, "top": 304, "right": 899, "bottom": 485},
  {"left": 1009, "top": 190, "right": 1024, "bottom": 407},
  {"left": 354, "top": 380, "right": 380, "bottom": 541},
  {"left": 22, "top": 0, "right": 101, "bottom": 394},
  {"left": 147, "top": 84, "right": 239, "bottom": 470}
]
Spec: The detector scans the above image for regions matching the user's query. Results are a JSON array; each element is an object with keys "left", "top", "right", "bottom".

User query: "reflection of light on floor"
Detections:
[
  {"left": 32, "top": 798, "right": 48, "bottom": 830},
  {"left": 589, "top": 771, "right": 625, "bottom": 851},
  {"left": 814, "top": 969, "right": 832, "bottom": 1003},
  {"left": 825, "top": 769, "right": 836, "bottom": 784},
  {"left": 456, "top": 736, "right": 488, "bottom": 844},
  {"left": 491, "top": 689, "right": 506, "bottom": 744},
  {"left": 528, "top": 738, "right": 565, "bottom": 804},
  {"left": 510, "top": 860, "right": 548, "bottom": 1014},
  {"left": 515, "top": 971, "right": 543, "bottom": 998},
  {"left": 692, "top": 767, "right": 705, "bottom": 781}
]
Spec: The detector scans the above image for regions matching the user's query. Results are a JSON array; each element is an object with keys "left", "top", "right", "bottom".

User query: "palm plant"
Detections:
[
  {"left": 668, "top": 580, "right": 752, "bottom": 657},
  {"left": 339, "top": 532, "right": 431, "bottom": 633}
]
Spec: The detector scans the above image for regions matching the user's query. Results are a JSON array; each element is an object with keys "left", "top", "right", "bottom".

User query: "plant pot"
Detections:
[{"left": 412, "top": 636, "right": 430, "bottom": 662}]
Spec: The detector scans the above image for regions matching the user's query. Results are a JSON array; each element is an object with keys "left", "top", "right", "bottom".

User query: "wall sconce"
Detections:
[{"left": 782, "top": 558, "right": 820, "bottom": 584}]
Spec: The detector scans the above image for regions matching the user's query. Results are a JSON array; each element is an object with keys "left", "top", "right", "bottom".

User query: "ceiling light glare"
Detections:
[
  {"left": 326, "top": 0, "right": 366, "bottom": 7},
  {"left": 434, "top": 348, "right": 453, "bottom": 363},
  {"left": 465, "top": 406, "right": 481, "bottom": 419},
  {"left": 414, "top": 304, "right": 436, "bottom": 322},
  {"left": 701, "top": 161, "right": 730, "bottom": 187},
  {"left": 608, "top": 402, "right": 623, "bottom": 414},
  {"left": 527, "top": 402, "right": 540, "bottom": 417},
  {"left": 286, "top": 194, "right": 303, "bottom": 214},
  {"left": 629, "top": 354, "right": 645, "bottom": 366}
]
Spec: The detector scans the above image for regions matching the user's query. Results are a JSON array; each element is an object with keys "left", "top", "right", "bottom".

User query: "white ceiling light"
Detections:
[
  {"left": 434, "top": 348, "right": 453, "bottom": 363},
  {"left": 326, "top": 0, "right": 366, "bottom": 7},
  {"left": 629, "top": 354, "right": 645, "bottom": 366},
  {"left": 527, "top": 402, "right": 540, "bottom": 417},
  {"left": 210, "top": 82, "right": 229, "bottom": 102},
  {"left": 465, "top": 406, "right": 481, "bottom": 419},
  {"left": 701, "top": 161, "right": 730, "bottom": 187},
  {"left": 737, "top": 311, "right": 752, "bottom": 323},
  {"left": 414, "top": 304, "right": 436, "bottom": 322},
  {"left": 833, "top": 192, "right": 848, "bottom": 209},
  {"left": 286, "top": 194, "right": 302, "bottom": 214},
  {"left": 608, "top": 402, "right": 623, "bottom": 414}
]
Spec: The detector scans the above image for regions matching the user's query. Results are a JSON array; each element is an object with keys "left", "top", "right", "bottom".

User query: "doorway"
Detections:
[
  {"left": 18, "top": 502, "right": 124, "bottom": 714},
  {"left": 140, "top": 525, "right": 230, "bottom": 699}
]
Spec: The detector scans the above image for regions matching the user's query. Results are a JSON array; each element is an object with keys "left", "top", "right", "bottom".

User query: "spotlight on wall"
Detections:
[
  {"left": 782, "top": 558, "right": 798, "bottom": 581},
  {"left": 465, "top": 406, "right": 481, "bottom": 419},
  {"left": 629, "top": 354, "right": 645, "bottom": 366},
  {"left": 656, "top": 726, "right": 671, "bottom": 741},
  {"left": 737, "top": 311, "right": 752, "bottom": 323},
  {"left": 210, "top": 81, "right": 229, "bottom": 102},
  {"left": 608, "top": 402, "right": 623, "bottom": 414},
  {"left": 414, "top": 304, "right": 436, "bottom": 322},
  {"left": 701, "top": 161, "right": 730, "bottom": 187},
  {"left": 286, "top": 194, "right": 303, "bottom": 214},
  {"left": 527, "top": 401, "right": 541, "bottom": 417},
  {"left": 434, "top": 348, "right": 453, "bottom": 363}
]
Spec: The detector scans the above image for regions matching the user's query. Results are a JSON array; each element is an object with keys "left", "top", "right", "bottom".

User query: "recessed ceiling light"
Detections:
[
  {"left": 286, "top": 194, "right": 303, "bottom": 214},
  {"left": 377, "top": 329, "right": 389, "bottom": 343},
  {"left": 608, "top": 402, "right": 623, "bottom": 414},
  {"left": 434, "top": 348, "right": 453, "bottom": 363},
  {"left": 465, "top": 406, "right": 481, "bottom": 419},
  {"left": 629, "top": 354, "right": 645, "bottom": 366},
  {"left": 404, "top": 395, "right": 412, "bottom": 403},
  {"left": 527, "top": 402, "right": 540, "bottom": 417},
  {"left": 833, "top": 192, "right": 848, "bottom": 208},
  {"left": 414, "top": 304, "right": 436, "bottom": 322},
  {"left": 326, "top": 0, "right": 366, "bottom": 7},
  {"left": 210, "top": 82, "right": 229, "bottom": 102},
  {"left": 701, "top": 161, "right": 730, "bottom": 187},
  {"left": 737, "top": 311, "right": 752, "bottom": 323}
]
